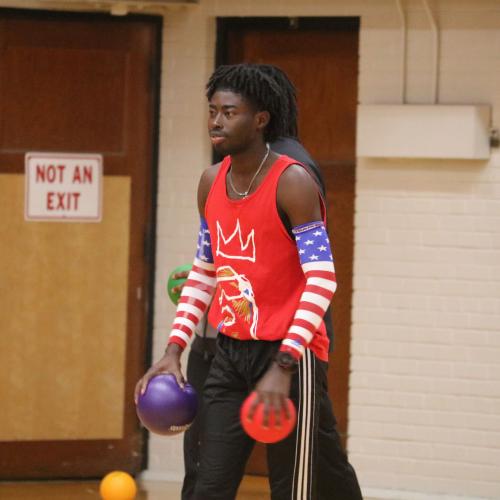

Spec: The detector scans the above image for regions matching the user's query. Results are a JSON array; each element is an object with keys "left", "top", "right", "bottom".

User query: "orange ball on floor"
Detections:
[{"left": 99, "top": 471, "right": 137, "bottom": 500}]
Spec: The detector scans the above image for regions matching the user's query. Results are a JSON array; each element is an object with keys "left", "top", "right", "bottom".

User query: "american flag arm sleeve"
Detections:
[
  {"left": 168, "top": 218, "right": 216, "bottom": 350},
  {"left": 280, "top": 221, "right": 337, "bottom": 360}
]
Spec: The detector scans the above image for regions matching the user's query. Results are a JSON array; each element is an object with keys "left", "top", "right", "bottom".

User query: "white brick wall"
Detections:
[
  {"left": 145, "top": 7, "right": 215, "bottom": 481},
  {"left": 350, "top": 2, "right": 500, "bottom": 497}
]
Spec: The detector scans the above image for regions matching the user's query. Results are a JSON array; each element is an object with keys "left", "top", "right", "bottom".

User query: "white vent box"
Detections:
[{"left": 356, "top": 104, "right": 491, "bottom": 159}]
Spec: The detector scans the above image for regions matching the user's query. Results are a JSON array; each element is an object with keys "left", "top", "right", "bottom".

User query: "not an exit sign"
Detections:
[{"left": 25, "top": 152, "right": 102, "bottom": 222}]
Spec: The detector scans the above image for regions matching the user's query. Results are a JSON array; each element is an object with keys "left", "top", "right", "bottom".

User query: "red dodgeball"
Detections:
[{"left": 240, "top": 391, "right": 297, "bottom": 444}]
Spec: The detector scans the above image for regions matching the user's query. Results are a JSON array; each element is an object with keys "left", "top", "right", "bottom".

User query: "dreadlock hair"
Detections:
[
  {"left": 256, "top": 64, "right": 298, "bottom": 139},
  {"left": 206, "top": 63, "right": 291, "bottom": 143}
]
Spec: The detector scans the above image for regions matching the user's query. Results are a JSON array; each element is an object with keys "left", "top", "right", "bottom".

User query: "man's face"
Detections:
[{"left": 208, "top": 90, "right": 263, "bottom": 156}]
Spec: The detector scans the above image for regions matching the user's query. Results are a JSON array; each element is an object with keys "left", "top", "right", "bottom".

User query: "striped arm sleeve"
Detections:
[
  {"left": 280, "top": 221, "right": 337, "bottom": 360},
  {"left": 168, "top": 218, "right": 216, "bottom": 350}
]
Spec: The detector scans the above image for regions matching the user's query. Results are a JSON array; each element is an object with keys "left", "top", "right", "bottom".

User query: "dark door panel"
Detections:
[
  {"left": 0, "top": 9, "right": 160, "bottom": 478},
  {"left": 217, "top": 17, "right": 359, "bottom": 474}
]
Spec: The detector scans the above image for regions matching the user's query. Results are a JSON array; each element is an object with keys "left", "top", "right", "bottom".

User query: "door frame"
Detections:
[
  {"left": 0, "top": 7, "right": 162, "bottom": 478},
  {"left": 215, "top": 16, "right": 359, "bottom": 460}
]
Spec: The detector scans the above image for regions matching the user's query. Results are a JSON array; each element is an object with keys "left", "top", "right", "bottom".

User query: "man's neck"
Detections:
[{"left": 230, "top": 141, "right": 268, "bottom": 175}]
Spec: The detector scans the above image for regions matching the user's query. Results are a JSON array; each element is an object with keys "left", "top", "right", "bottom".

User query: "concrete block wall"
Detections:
[
  {"left": 146, "top": 6, "right": 216, "bottom": 481},
  {"left": 145, "top": 0, "right": 500, "bottom": 498},
  {"left": 350, "top": 4, "right": 500, "bottom": 497}
]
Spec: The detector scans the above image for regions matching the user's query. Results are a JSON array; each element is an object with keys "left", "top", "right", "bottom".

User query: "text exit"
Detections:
[{"left": 25, "top": 153, "right": 102, "bottom": 222}]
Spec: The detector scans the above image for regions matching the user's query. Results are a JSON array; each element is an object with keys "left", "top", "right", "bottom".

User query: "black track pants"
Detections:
[
  {"left": 181, "top": 339, "right": 214, "bottom": 500},
  {"left": 191, "top": 335, "right": 363, "bottom": 500}
]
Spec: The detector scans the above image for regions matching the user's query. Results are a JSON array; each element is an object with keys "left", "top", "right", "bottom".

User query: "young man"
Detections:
[
  {"left": 177, "top": 65, "right": 360, "bottom": 500},
  {"left": 136, "top": 64, "right": 361, "bottom": 500}
]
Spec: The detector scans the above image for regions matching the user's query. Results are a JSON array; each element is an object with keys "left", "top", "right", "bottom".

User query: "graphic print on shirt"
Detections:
[
  {"left": 216, "top": 219, "right": 256, "bottom": 262},
  {"left": 215, "top": 219, "right": 258, "bottom": 339},
  {"left": 216, "top": 265, "right": 259, "bottom": 339}
]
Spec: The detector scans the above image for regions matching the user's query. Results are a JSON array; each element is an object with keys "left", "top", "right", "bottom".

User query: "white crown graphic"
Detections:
[{"left": 216, "top": 219, "right": 256, "bottom": 262}]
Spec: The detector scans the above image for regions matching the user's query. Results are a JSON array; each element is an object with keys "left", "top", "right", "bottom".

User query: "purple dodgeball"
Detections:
[{"left": 136, "top": 374, "right": 197, "bottom": 436}]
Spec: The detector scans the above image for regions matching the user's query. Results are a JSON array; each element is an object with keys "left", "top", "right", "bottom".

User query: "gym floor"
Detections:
[{"left": 0, "top": 475, "right": 270, "bottom": 499}]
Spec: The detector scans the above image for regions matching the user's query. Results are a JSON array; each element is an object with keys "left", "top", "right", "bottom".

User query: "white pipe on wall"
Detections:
[
  {"left": 395, "top": 0, "right": 407, "bottom": 104},
  {"left": 421, "top": 0, "right": 440, "bottom": 103}
]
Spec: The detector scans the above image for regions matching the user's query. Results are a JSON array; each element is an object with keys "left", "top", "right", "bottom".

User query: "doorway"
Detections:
[
  {"left": 0, "top": 9, "right": 161, "bottom": 478},
  {"left": 216, "top": 16, "right": 359, "bottom": 474}
]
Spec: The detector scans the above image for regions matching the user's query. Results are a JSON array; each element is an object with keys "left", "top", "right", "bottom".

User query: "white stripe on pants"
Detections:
[{"left": 292, "top": 349, "right": 316, "bottom": 499}]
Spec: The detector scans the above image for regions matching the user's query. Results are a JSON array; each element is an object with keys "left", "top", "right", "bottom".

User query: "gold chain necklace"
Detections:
[{"left": 228, "top": 143, "right": 270, "bottom": 198}]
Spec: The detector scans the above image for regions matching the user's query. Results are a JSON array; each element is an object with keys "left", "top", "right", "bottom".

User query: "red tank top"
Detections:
[{"left": 205, "top": 154, "right": 329, "bottom": 361}]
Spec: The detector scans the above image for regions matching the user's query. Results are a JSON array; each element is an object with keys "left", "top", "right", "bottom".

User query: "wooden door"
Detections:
[
  {"left": 218, "top": 17, "right": 359, "bottom": 474},
  {"left": 0, "top": 9, "right": 160, "bottom": 478}
]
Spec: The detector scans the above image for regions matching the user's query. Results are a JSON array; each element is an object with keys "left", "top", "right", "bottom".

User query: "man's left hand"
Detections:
[{"left": 248, "top": 362, "right": 293, "bottom": 427}]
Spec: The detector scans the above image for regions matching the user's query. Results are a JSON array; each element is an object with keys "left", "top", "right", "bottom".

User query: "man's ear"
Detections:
[{"left": 255, "top": 110, "right": 270, "bottom": 132}]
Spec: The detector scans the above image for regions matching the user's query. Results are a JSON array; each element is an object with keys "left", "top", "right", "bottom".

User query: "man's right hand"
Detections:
[{"left": 134, "top": 343, "right": 185, "bottom": 404}]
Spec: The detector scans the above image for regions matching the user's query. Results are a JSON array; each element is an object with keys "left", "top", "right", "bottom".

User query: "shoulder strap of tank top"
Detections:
[{"left": 273, "top": 155, "right": 327, "bottom": 238}]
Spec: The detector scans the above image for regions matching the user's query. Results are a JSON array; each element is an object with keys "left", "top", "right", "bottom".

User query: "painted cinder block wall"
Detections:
[
  {"left": 149, "top": 1, "right": 500, "bottom": 498},
  {"left": 350, "top": 5, "right": 500, "bottom": 499}
]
